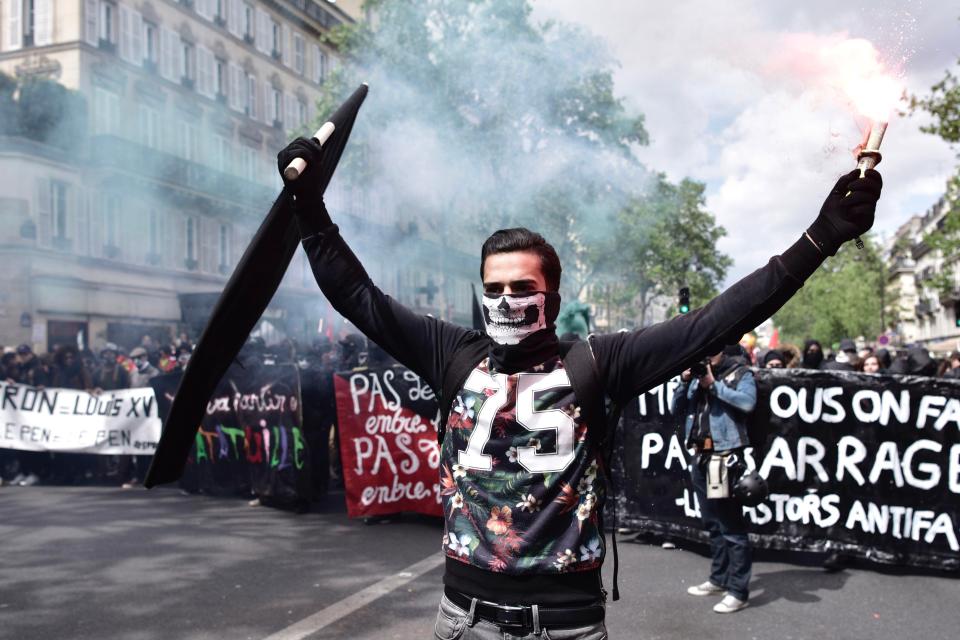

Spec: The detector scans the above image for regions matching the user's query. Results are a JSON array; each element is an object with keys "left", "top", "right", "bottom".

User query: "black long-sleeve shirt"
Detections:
[{"left": 301, "top": 222, "right": 824, "bottom": 603}]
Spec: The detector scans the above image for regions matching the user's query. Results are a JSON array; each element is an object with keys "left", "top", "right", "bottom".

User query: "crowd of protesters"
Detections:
[
  {"left": 0, "top": 330, "right": 385, "bottom": 497},
  {"left": 744, "top": 335, "right": 960, "bottom": 379},
  {"left": 4, "top": 329, "right": 960, "bottom": 494},
  {"left": 0, "top": 335, "right": 195, "bottom": 488}
]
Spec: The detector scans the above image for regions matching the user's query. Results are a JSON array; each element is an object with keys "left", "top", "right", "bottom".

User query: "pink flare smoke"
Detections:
[{"left": 766, "top": 33, "right": 905, "bottom": 122}]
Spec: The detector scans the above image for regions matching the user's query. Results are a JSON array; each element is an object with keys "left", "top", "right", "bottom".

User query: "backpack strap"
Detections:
[
  {"left": 559, "top": 338, "right": 623, "bottom": 601},
  {"left": 436, "top": 340, "right": 488, "bottom": 445}
]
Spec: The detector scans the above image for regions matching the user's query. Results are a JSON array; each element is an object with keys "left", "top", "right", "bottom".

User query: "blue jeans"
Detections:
[
  {"left": 691, "top": 458, "right": 752, "bottom": 601},
  {"left": 434, "top": 595, "right": 608, "bottom": 640}
]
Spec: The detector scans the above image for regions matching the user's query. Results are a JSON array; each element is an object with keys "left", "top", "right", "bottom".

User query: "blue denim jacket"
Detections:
[{"left": 671, "top": 367, "right": 757, "bottom": 451}]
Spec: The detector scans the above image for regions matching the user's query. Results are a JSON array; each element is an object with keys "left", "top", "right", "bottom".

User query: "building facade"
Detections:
[
  {"left": 0, "top": 0, "right": 477, "bottom": 353},
  {"left": 885, "top": 193, "right": 960, "bottom": 351}
]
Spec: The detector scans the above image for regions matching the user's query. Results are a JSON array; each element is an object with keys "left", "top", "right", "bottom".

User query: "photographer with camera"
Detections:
[{"left": 672, "top": 344, "right": 757, "bottom": 613}]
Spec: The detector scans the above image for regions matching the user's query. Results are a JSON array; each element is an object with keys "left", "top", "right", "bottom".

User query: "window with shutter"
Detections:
[
  {"left": 77, "top": 189, "right": 90, "bottom": 256},
  {"left": 159, "top": 27, "right": 173, "bottom": 79},
  {"left": 185, "top": 216, "right": 197, "bottom": 267},
  {"left": 255, "top": 8, "right": 269, "bottom": 54},
  {"left": 35, "top": 178, "right": 51, "bottom": 247},
  {"left": 281, "top": 23, "right": 290, "bottom": 66},
  {"left": 196, "top": 0, "right": 214, "bottom": 21},
  {"left": 104, "top": 195, "right": 120, "bottom": 255},
  {"left": 143, "top": 21, "right": 157, "bottom": 66},
  {"left": 201, "top": 218, "right": 216, "bottom": 273},
  {"left": 228, "top": 0, "right": 242, "bottom": 37},
  {"left": 180, "top": 41, "right": 191, "bottom": 83},
  {"left": 229, "top": 63, "right": 244, "bottom": 111},
  {"left": 34, "top": 0, "right": 53, "bottom": 47},
  {"left": 130, "top": 9, "right": 143, "bottom": 65},
  {"left": 3, "top": 0, "right": 23, "bottom": 52},
  {"left": 284, "top": 92, "right": 296, "bottom": 132},
  {"left": 246, "top": 74, "right": 257, "bottom": 118},
  {"left": 99, "top": 1, "right": 115, "bottom": 44},
  {"left": 293, "top": 33, "right": 304, "bottom": 74},
  {"left": 244, "top": 3, "right": 253, "bottom": 39},
  {"left": 265, "top": 85, "right": 277, "bottom": 125},
  {"left": 310, "top": 44, "right": 320, "bottom": 83},
  {"left": 118, "top": 5, "right": 131, "bottom": 61},
  {"left": 197, "top": 45, "right": 213, "bottom": 97},
  {"left": 148, "top": 209, "right": 159, "bottom": 256},
  {"left": 218, "top": 223, "right": 231, "bottom": 269},
  {"left": 50, "top": 181, "right": 69, "bottom": 245},
  {"left": 89, "top": 193, "right": 102, "bottom": 258},
  {"left": 84, "top": 0, "right": 98, "bottom": 46}
]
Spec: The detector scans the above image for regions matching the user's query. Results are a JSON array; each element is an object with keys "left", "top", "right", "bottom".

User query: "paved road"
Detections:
[{"left": 1, "top": 486, "right": 958, "bottom": 639}]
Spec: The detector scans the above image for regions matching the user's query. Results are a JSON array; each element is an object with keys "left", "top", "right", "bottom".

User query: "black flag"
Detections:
[{"left": 145, "top": 85, "right": 369, "bottom": 487}]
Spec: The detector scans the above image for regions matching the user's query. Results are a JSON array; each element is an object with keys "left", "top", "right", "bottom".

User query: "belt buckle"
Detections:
[{"left": 489, "top": 602, "right": 530, "bottom": 632}]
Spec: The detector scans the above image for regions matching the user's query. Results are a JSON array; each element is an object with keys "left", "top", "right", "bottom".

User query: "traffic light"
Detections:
[
  {"left": 678, "top": 287, "right": 690, "bottom": 314},
  {"left": 955, "top": 301, "right": 960, "bottom": 327}
]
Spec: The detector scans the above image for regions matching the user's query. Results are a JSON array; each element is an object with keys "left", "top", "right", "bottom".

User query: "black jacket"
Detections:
[
  {"left": 299, "top": 221, "right": 824, "bottom": 602},
  {"left": 301, "top": 225, "right": 823, "bottom": 406}
]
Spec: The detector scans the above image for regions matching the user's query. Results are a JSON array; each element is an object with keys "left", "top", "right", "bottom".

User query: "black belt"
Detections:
[{"left": 444, "top": 587, "right": 604, "bottom": 632}]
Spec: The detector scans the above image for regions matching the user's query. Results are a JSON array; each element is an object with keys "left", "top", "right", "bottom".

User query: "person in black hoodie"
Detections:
[
  {"left": 278, "top": 137, "right": 882, "bottom": 634},
  {"left": 801, "top": 339, "right": 825, "bottom": 370}
]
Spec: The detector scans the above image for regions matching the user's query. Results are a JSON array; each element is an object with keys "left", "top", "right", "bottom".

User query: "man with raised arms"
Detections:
[{"left": 277, "top": 137, "right": 881, "bottom": 638}]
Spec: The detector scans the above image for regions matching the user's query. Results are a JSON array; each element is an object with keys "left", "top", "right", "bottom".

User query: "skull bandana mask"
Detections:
[{"left": 482, "top": 292, "right": 559, "bottom": 345}]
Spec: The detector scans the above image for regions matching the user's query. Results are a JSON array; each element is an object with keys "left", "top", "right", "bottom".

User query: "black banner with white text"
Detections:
[
  {"left": 614, "top": 368, "right": 960, "bottom": 570},
  {"left": 151, "top": 364, "right": 310, "bottom": 503}
]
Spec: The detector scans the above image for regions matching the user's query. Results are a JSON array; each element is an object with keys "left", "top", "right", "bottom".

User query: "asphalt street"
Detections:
[{"left": 1, "top": 486, "right": 958, "bottom": 640}]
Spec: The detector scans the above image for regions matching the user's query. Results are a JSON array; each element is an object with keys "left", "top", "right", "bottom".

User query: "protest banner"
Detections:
[
  {"left": 333, "top": 366, "right": 442, "bottom": 518},
  {"left": 0, "top": 381, "right": 160, "bottom": 454},
  {"left": 614, "top": 369, "right": 960, "bottom": 570},
  {"left": 151, "top": 363, "right": 311, "bottom": 503}
]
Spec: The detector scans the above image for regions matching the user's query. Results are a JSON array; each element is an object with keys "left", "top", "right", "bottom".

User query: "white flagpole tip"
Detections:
[{"left": 284, "top": 122, "right": 337, "bottom": 181}]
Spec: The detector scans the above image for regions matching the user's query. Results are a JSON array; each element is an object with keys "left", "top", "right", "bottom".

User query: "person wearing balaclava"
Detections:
[
  {"left": 801, "top": 339, "right": 825, "bottom": 370},
  {"left": 278, "top": 134, "right": 881, "bottom": 630},
  {"left": 672, "top": 344, "right": 756, "bottom": 612},
  {"left": 823, "top": 338, "right": 858, "bottom": 372},
  {"left": 763, "top": 349, "right": 785, "bottom": 369}
]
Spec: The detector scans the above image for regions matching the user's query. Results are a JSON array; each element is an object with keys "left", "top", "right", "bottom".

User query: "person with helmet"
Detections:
[{"left": 673, "top": 345, "right": 757, "bottom": 613}]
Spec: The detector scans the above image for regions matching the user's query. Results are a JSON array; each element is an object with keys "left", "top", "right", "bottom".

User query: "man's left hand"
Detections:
[{"left": 806, "top": 169, "right": 882, "bottom": 256}]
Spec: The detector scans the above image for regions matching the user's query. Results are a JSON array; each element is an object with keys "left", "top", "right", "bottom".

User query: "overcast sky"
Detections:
[{"left": 533, "top": 0, "right": 959, "bottom": 283}]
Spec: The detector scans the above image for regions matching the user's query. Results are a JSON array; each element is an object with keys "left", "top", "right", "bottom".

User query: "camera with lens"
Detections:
[{"left": 689, "top": 359, "right": 710, "bottom": 377}]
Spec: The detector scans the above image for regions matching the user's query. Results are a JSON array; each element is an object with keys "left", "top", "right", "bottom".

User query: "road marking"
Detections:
[{"left": 262, "top": 553, "right": 445, "bottom": 640}]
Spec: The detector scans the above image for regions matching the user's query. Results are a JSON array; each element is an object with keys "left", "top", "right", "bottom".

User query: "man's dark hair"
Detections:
[{"left": 480, "top": 228, "right": 562, "bottom": 291}]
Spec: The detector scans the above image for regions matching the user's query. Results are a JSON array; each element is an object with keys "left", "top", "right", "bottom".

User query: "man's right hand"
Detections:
[
  {"left": 277, "top": 137, "right": 325, "bottom": 204},
  {"left": 681, "top": 368, "right": 692, "bottom": 382}
]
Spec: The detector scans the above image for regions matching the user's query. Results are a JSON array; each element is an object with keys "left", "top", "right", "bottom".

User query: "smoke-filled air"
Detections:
[{"left": 312, "top": 0, "right": 729, "bottom": 323}]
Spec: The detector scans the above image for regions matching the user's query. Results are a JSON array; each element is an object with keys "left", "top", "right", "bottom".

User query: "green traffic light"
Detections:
[{"left": 679, "top": 304, "right": 690, "bottom": 314}]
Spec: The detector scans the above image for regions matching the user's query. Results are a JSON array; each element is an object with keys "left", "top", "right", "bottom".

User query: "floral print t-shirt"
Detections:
[{"left": 441, "top": 355, "right": 605, "bottom": 575}]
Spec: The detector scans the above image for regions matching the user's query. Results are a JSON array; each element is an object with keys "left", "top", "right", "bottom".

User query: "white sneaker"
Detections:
[
  {"left": 713, "top": 594, "right": 748, "bottom": 613},
  {"left": 18, "top": 473, "right": 39, "bottom": 486},
  {"left": 687, "top": 581, "right": 725, "bottom": 596}
]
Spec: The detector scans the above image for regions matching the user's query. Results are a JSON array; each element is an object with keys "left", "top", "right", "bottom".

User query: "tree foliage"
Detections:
[
  {"left": 0, "top": 72, "right": 87, "bottom": 151},
  {"left": 311, "top": 0, "right": 650, "bottom": 297},
  {"left": 774, "top": 236, "right": 886, "bottom": 346},
  {"left": 596, "top": 175, "right": 732, "bottom": 328}
]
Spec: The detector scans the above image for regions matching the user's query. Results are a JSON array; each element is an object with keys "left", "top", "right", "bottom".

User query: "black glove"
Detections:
[
  {"left": 277, "top": 137, "right": 331, "bottom": 233},
  {"left": 806, "top": 168, "right": 882, "bottom": 256}
]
